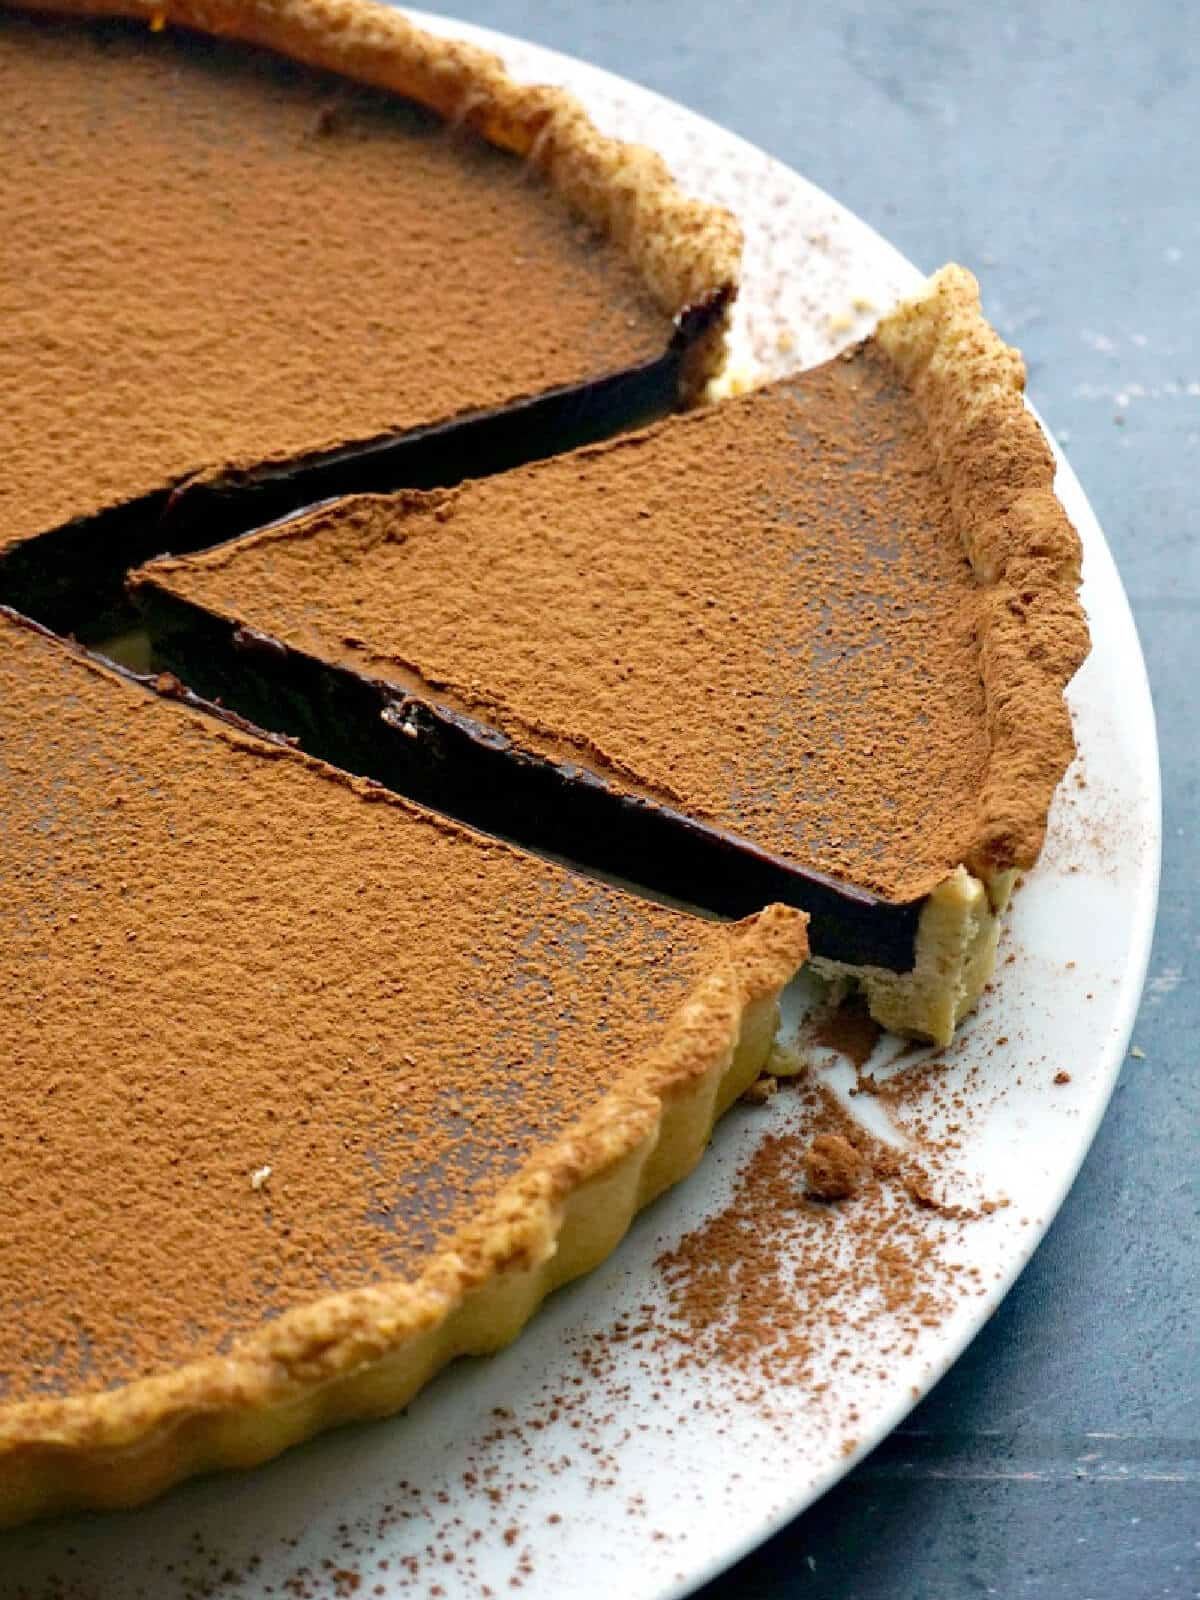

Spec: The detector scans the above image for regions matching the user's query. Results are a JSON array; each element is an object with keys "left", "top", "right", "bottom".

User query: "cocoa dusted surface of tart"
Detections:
[
  {"left": 135, "top": 271, "right": 1086, "bottom": 925},
  {"left": 136, "top": 342, "right": 983, "bottom": 905},
  {"left": 0, "top": 6, "right": 700, "bottom": 563}
]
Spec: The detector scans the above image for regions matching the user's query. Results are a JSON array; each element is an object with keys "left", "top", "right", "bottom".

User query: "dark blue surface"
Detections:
[{"left": 439, "top": 2, "right": 1199, "bottom": 1594}]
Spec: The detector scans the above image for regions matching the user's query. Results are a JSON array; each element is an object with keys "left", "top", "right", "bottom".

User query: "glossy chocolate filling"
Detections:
[
  {"left": 132, "top": 576, "right": 923, "bottom": 970},
  {"left": 0, "top": 333, "right": 699, "bottom": 641}
]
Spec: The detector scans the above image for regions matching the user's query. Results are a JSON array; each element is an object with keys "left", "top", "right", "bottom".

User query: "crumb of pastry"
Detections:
[{"left": 803, "top": 1133, "right": 868, "bottom": 1201}]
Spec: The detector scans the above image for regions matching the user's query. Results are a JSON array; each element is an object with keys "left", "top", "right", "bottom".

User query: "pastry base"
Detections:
[{"left": 811, "top": 867, "right": 1016, "bottom": 1046}]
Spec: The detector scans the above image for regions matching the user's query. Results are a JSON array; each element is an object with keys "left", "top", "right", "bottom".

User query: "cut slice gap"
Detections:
[
  {"left": 0, "top": 343, "right": 700, "bottom": 642},
  {"left": 129, "top": 561, "right": 1015, "bottom": 1049},
  {"left": 129, "top": 571, "right": 925, "bottom": 970}
]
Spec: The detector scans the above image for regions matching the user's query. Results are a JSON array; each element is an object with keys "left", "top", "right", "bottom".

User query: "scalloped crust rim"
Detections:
[
  {"left": 0, "top": 898, "right": 805, "bottom": 1526},
  {"left": 873, "top": 265, "right": 1089, "bottom": 883},
  {"left": 822, "top": 266, "right": 1088, "bottom": 1044},
  {"left": 13, "top": 0, "right": 742, "bottom": 398}
]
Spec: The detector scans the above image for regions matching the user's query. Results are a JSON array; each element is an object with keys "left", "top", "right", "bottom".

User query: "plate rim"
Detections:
[{"left": 408, "top": 8, "right": 1164, "bottom": 1587}]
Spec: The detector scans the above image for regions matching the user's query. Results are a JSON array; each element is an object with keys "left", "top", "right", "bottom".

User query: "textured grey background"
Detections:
[{"left": 436, "top": 2, "right": 1199, "bottom": 1595}]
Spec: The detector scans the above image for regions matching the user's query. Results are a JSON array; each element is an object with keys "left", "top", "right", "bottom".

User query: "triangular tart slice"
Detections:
[{"left": 133, "top": 267, "right": 1088, "bottom": 1044}]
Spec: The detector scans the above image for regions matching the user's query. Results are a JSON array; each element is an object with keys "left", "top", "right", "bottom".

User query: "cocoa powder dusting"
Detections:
[
  {"left": 0, "top": 12, "right": 666, "bottom": 549},
  {"left": 150, "top": 345, "right": 995, "bottom": 901},
  {"left": 0, "top": 615, "right": 776, "bottom": 1401},
  {"left": 652, "top": 1073, "right": 976, "bottom": 1402},
  {"left": 314, "top": 1048, "right": 1009, "bottom": 1597},
  {"left": 809, "top": 994, "right": 884, "bottom": 1070}
]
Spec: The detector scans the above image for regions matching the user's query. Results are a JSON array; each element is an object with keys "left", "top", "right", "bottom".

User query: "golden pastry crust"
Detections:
[
  {"left": 15, "top": 0, "right": 741, "bottom": 397},
  {"left": 874, "top": 265, "right": 1089, "bottom": 880},
  {"left": 0, "top": 623, "right": 805, "bottom": 1527},
  {"left": 811, "top": 267, "right": 1088, "bottom": 1043}
]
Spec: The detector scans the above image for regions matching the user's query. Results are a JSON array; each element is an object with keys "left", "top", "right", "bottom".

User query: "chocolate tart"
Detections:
[
  {"left": 0, "top": 608, "right": 806, "bottom": 1526},
  {"left": 134, "top": 268, "right": 1089, "bottom": 1044},
  {"left": 0, "top": 0, "right": 738, "bottom": 634}
]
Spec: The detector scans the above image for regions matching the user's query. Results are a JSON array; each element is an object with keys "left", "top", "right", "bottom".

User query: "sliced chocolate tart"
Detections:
[
  {"left": 134, "top": 267, "right": 1089, "bottom": 1045},
  {"left": 0, "top": 608, "right": 806, "bottom": 1526},
  {"left": 0, "top": 0, "right": 738, "bottom": 633}
]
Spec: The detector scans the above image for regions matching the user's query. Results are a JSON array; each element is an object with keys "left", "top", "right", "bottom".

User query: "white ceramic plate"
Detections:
[{"left": 1, "top": 12, "right": 1160, "bottom": 1600}]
